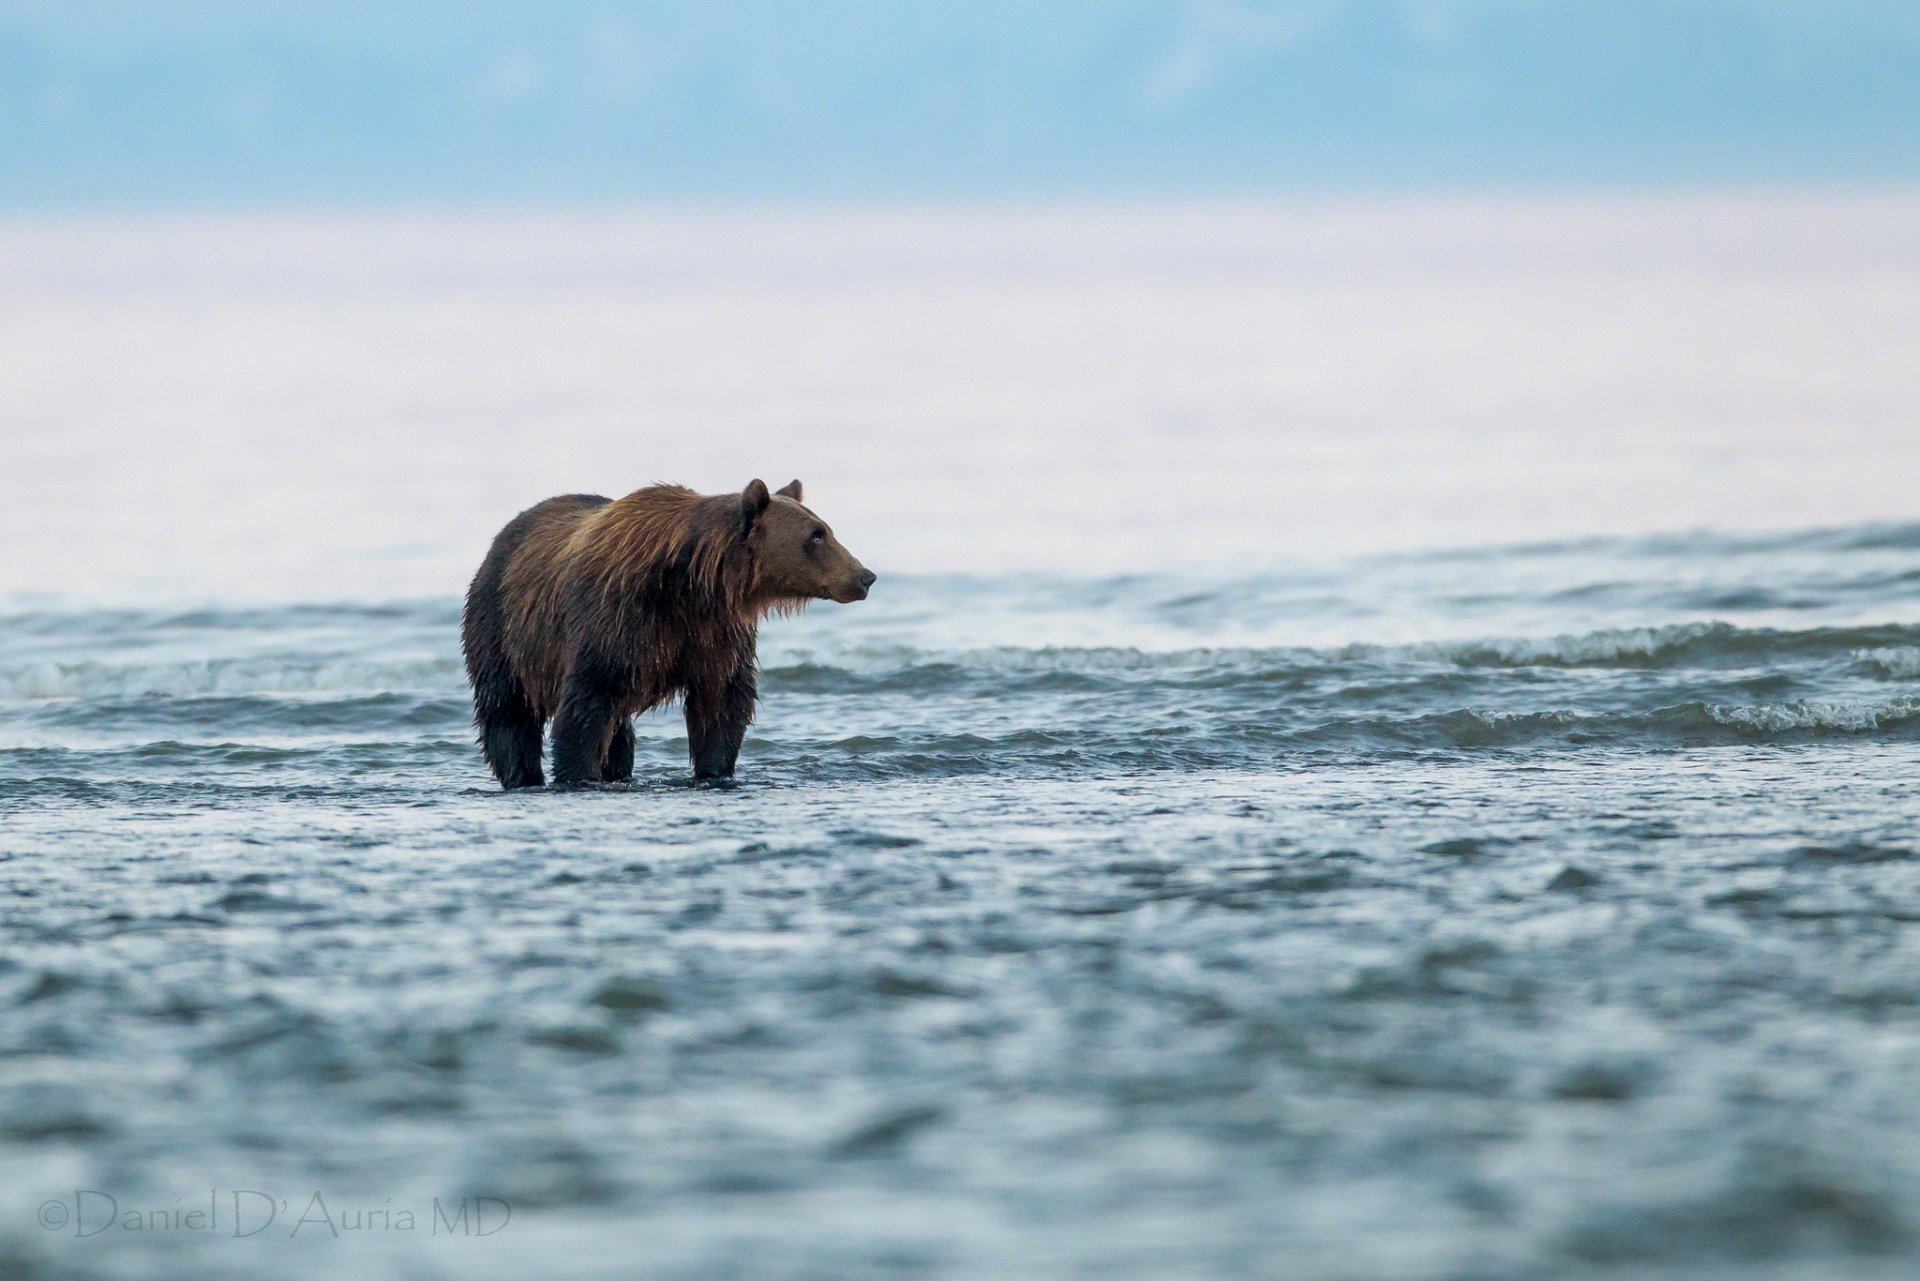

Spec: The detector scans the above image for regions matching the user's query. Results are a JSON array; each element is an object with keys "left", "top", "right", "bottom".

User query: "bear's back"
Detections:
[{"left": 499, "top": 493, "right": 612, "bottom": 712}]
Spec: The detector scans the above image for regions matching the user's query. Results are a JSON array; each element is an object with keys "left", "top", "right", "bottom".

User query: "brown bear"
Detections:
[{"left": 461, "top": 479, "right": 874, "bottom": 790}]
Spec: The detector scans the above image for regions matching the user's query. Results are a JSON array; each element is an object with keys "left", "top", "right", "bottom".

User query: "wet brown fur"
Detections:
[{"left": 462, "top": 479, "right": 872, "bottom": 789}]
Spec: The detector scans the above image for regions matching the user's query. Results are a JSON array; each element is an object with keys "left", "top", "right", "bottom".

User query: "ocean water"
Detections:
[
  {"left": 4, "top": 197, "right": 1920, "bottom": 1279},
  {"left": 5, "top": 522, "right": 1920, "bottom": 1280}
]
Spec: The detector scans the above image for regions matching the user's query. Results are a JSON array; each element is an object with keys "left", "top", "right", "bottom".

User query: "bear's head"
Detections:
[{"left": 740, "top": 479, "right": 875, "bottom": 607}]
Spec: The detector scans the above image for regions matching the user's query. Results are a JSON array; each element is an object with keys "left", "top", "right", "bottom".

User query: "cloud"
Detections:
[{"left": 1140, "top": 0, "right": 1340, "bottom": 108}]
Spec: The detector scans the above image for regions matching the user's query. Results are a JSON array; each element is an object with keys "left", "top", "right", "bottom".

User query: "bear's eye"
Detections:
[{"left": 806, "top": 529, "right": 826, "bottom": 552}]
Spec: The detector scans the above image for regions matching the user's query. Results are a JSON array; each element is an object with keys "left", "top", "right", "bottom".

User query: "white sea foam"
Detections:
[
  {"left": 1706, "top": 698, "right": 1920, "bottom": 735},
  {"left": 1368, "top": 623, "right": 1734, "bottom": 668},
  {"left": 0, "top": 658, "right": 462, "bottom": 702},
  {"left": 1857, "top": 647, "right": 1920, "bottom": 679}
]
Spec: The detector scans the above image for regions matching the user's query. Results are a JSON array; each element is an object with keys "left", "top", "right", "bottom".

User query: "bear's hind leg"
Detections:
[
  {"left": 479, "top": 698, "right": 545, "bottom": 791},
  {"left": 550, "top": 660, "right": 623, "bottom": 788},
  {"left": 603, "top": 720, "right": 635, "bottom": 784}
]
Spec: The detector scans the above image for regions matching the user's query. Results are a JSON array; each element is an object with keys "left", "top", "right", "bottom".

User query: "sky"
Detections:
[{"left": 2, "top": 0, "right": 1918, "bottom": 208}]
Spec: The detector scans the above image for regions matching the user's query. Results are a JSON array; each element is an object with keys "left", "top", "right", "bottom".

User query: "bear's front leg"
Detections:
[
  {"left": 550, "top": 659, "right": 624, "bottom": 788},
  {"left": 685, "top": 658, "right": 757, "bottom": 780},
  {"left": 603, "top": 720, "right": 636, "bottom": 784}
]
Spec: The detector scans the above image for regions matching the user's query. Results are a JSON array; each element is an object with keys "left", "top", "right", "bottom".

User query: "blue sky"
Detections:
[{"left": 2, "top": 0, "right": 1917, "bottom": 207}]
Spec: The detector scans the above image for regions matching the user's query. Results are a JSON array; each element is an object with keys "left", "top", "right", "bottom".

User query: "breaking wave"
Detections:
[{"left": 0, "top": 657, "right": 462, "bottom": 702}]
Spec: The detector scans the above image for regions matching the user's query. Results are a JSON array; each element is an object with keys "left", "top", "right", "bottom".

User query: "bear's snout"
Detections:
[{"left": 841, "top": 568, "right": 877, "bottom": 602}]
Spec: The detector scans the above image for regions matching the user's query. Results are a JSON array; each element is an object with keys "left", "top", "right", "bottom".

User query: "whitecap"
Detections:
[
  {"left": 1706, "top": 698, "right": 1920, "bottom": 735},
  {"left": 0, "top": 658, "right": 462, "bottom": 702}
]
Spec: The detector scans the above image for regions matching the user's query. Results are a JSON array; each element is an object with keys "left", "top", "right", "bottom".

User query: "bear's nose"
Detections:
[{"left": 858, "top": 569, "right": 877, "bottom": 590}]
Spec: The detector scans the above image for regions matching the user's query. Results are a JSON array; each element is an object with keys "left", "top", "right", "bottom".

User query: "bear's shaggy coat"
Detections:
[{"left": 462, "top": 479, "right": 873, "bottom": 789}]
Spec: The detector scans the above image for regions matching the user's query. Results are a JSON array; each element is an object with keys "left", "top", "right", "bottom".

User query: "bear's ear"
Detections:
[
  {"left": 740, "top": 479, "right": 772, "bottom": 532},
  {"left": 776, "top": 479, "right": 803, "bottom": 502}
]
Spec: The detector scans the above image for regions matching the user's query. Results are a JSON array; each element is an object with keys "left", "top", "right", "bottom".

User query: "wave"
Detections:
[
  {"left": 24, "top": 692, "right": 472, "bottom": 734},
  {"left": 5, "top": 620, "right": 1916, "bottom": 711},
  {"left": 1697, "top": 697, "right": 1920, "bottom": 736},
  {"left": 1347, "top": 622, "right": 1920, "bottom": 671},
  {"left": 1282, "top": 697, "right": 1920, "bottom": 754},
  {"left": 655, "top": 696, "right": 1920, "bottom": 777},
  {"left": 1409, "top": 520, "right": 1920, "bottom": 562},
  {"left": 764, "top": 622, "right": 1920, "bottom": 693},
  {"left": 0, "top": 657, "right": 463, "bottom": 702},
  {"left": 6, "top": 695, "right": 1913, "bottom": 793},
  {"left": 0, "top": 600, "right": 459, "bottom": 637},
  {"left": 1857, "top": 646, "right": 1920, "bottom": 680}
]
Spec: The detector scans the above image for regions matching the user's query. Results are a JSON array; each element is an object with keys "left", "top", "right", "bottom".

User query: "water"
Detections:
[
  {"left": 5, "top": 518, "right": 1920, "bottom": 1280},
  {"left": 4, "top": 195, "right": 1920, "bottom": 1277}
]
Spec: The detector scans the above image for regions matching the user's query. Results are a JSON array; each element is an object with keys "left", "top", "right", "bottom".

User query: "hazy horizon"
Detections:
[{"left": 4, "top": 191, "right": 1917, "bottom": 604}]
